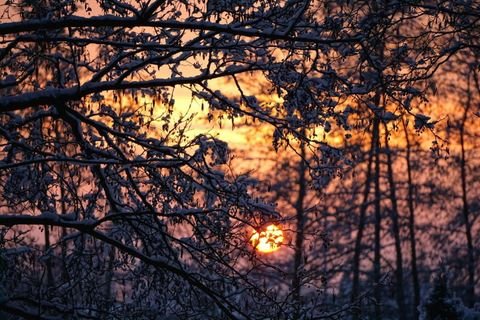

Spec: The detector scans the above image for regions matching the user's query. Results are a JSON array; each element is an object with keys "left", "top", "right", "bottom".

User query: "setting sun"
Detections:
[{"left": 250, "top": 224, "right": 284, "bottom": 253}]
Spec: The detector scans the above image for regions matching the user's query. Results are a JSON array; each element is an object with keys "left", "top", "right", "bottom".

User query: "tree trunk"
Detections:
[
  {"left": 55, "top": 122, "right": 69, "bottom": 284},
  {"left": 351, "top": 126, "right": 375, "bottom": 317},
  {"left": 402, "top": 118, "right": 420, "bottom": 319},
  {"left": 383, "top": 123, "right": 406, "bottom": 320},
  {"left": 373, "top": 117, "right": 382, "bottom": 320},
  {"left": 44, "top": 225, "right": 54, "bottom": 287},
  {"left": 459, "top": 118, "right": 475, "bottom": 307},
  {"left": 457, "top": 79, "right": 475, "bottom": 307},
  {"left": 293, "top": 139, "right": 307, "bottom": 314}
]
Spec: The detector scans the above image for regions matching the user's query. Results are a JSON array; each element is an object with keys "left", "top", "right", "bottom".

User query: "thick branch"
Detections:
[
  {"left": 0, "top": 15, "right": 358, "bottom": 44},
  {"left": 0, "top": 67, "right": 259, "bottom": 112}
]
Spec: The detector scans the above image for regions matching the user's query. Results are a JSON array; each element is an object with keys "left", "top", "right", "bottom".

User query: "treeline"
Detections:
[{"left": 248, "top": 53, "right": 480, "bottom": 319}]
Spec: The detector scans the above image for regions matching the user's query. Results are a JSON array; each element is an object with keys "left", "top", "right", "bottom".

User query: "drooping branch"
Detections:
[{"left": 0, "top": 213, "right": 250, "bottom": 320}]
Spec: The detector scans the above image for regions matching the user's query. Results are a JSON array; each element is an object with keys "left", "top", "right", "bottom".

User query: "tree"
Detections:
[
  {"left": 440, "top": 49, "right": 480, "bottom": 308},
  {"left": 1, "top": 0, "right": 479, "bottom": 319},
  {"left": 402, "top": 116, "right": 421, "bottom": 319}
]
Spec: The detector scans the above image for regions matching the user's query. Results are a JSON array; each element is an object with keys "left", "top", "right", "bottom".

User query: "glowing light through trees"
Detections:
[{"left": 250, "top": 224, "right": 284, "bottom": 253}]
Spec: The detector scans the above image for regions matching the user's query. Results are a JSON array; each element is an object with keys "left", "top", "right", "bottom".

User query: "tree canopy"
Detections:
[{"left": 0, "top": 1, "right": 479, "bottom": 319}]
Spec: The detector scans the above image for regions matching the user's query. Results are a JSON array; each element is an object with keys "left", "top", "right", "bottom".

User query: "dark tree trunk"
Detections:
[
  {"left": 383, "top": 123, "right": 407, "bottom": 320},
  {"left": 373, "top": 117, "right": 382, "bottom": 320},
  {"left": 293, "top": 139, "right": 307, "bottom": 310},
  {"left": 44, "top": 225, "right": 54, "bottom": 287},
  {"left": 459, "top": 114, "right": 475, "bottom": 307},
  {"left": 351, "top": 126, "right": 375, "bottom": 317},
  {"left": 402, "top": 118, "right": 420, "bottom": 319}
]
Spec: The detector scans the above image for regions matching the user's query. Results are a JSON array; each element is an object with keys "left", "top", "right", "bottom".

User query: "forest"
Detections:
[{"left": 0, "top": 0, "right": 479, "bottom": 319}]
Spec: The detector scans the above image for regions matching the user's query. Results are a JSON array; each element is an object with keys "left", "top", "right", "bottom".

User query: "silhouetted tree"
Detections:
[{"left": 1, "top": 1, "right": 480, "bottom": 319}]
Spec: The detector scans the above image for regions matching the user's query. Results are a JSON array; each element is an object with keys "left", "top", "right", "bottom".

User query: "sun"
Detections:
[{"left": 250, "top": 224, "right": 284, "bottom": 253}]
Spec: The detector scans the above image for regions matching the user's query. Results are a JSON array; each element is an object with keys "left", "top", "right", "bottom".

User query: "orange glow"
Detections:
[{"left": 250, "top": 224, "right": 284, "bottom": 253}]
